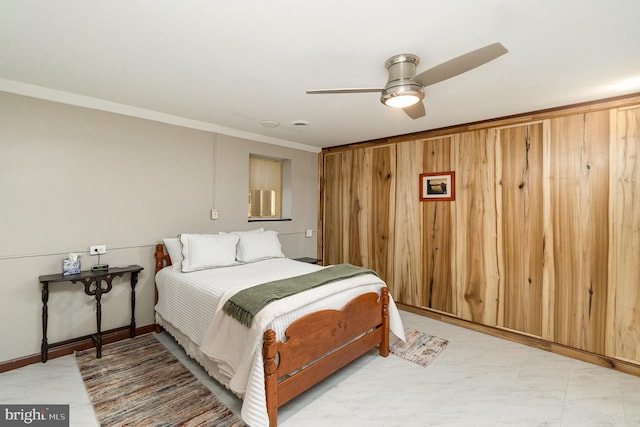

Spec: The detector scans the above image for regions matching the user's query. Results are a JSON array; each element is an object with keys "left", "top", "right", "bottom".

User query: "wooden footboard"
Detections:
[{"left": 262, "top": 287, "right": 389, "bottom": 427}]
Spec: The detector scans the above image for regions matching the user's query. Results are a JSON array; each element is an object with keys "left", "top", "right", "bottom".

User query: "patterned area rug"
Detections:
[
  {"left": 390, "top": 328, "right": 448, "bottom": 367},
  {"left": 76, "top": 334, "right": 245, "bottom": 426}
]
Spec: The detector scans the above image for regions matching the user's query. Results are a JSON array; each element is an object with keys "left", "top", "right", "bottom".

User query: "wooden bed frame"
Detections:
[{"left": 154, "top": 243, "right": 390, "bottom": 427}]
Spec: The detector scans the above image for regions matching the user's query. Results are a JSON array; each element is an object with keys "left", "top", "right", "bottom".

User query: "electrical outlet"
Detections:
[
  {"left": 89, "top": 245, "right": 106, "bottom": 255},
  {"left": 211, "top": 209, "right": 219, "bottom": 220},
  {"left": 305, "top": 229, "right": 313, "bottom": 238}
]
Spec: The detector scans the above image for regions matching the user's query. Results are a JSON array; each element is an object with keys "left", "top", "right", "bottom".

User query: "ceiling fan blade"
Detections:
[
  {"left": 306, "top": 88, "right": 383, "bottom": 94},
  {"left": 403, "top": 101, "right": 426, "bottom": 120},
  {"left": 413, "top": 42, "right": 508, "bottom": 87}
]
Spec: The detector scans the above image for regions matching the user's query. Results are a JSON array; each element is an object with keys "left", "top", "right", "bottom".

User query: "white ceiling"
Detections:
[{"left": 2, "top": 1, "right": 640, "bottom": 152}]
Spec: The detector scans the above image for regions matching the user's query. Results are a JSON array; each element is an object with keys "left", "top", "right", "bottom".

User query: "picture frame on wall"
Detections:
[{"left": 420, "top": 171, "right": 455, "bottom": 201}]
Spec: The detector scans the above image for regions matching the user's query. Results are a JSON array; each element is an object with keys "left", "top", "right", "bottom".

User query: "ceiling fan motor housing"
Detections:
[{"left": 381, "top": 53, "right": 425, "bottom": 106}]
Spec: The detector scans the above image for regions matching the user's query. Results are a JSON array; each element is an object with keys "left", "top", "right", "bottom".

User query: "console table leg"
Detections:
[
  {"left": 130, "top": 272, "right": 138, "bottom": 337},
  {"left": 95, "top": 281, "right": 103, "bottom": 358},
  {"left": 41, "top": 282, "right": 49, "bottom": 363}
]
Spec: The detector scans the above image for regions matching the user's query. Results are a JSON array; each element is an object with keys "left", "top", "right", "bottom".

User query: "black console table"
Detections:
[{"left": 38, "top": 265, "right": 143, "bottom": 362}]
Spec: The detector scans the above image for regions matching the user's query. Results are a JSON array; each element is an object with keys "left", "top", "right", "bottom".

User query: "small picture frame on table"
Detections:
[{"left": 420, "top": 171, "right": 455, "bottom": 201}]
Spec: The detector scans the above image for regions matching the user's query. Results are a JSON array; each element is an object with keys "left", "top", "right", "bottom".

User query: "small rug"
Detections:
[
  {"left": 75, "top": 334, "right": 245, "bottom": 426},
  {"left": 390, "top": 328, "right": 448, "bottom": 367}
]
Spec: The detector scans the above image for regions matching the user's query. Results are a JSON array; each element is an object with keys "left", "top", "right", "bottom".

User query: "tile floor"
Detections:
[{"left": 1, "top": 310, "right": 639, "bottom": 426}]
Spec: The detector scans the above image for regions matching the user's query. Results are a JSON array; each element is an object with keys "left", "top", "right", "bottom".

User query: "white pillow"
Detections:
[
  {"left": 162, "top": 237, "right": 183, "bottom": 270},
  {"left": 233, "top": 229, "right": 285, "bottom": 263},
  {"left": 179, "top": 233, "right": 240, "bottom": 272}
]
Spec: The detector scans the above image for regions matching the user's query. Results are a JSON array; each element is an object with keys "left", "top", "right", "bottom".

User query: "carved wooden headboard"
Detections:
[
  {"left": 154, "top": 243, "right": 172, "bottom": 274},
  {"left": 153, "top": 243, "right": 173, "bottom": 332}
]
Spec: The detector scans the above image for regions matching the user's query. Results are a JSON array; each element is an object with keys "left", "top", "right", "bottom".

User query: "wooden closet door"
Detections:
[
  {"left": 322, "top": 149, "right": 366, "bottom": 267},
  {"left": 454, "top": 130, "right": 500, "bottom": 325},
  {"left": 322, "top": 151, "right": 345, "bottom": 266},
  {"left": 393, "top": 140, "right": 423, "bottom": 305},
  {"left": 365, "top": 144, "right": 396, "bottom": 288},
  {"left": 550, "top": 111, "right": 610, "bottom": 354},
  {"left": 609, "top": 106, "right": 640, "bottom": 364},
  {"left": 495, "top": 123, "right": 545, "bottom": 337}
]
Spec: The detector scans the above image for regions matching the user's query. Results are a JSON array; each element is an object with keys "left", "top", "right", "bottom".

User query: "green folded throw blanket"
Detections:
[{"left": 222, "top": 263, "right": 378, "bottom": 327}]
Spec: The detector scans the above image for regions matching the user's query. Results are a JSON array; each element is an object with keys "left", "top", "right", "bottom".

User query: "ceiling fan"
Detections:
[{"left": 306, "top": 42, "right": 508, "bottom": 120}]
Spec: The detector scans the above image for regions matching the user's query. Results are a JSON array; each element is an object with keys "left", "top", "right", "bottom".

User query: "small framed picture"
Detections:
[{"left": 420, "top": 171, "right": 455, "bottom": 201}]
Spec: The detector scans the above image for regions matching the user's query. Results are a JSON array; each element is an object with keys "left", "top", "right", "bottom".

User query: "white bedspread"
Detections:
[
  {"left": 155, "top": 258, "right": 405, "bottom": 427},
  {"left": 155, "top": 258, "right": 322, "bottom": 346}
]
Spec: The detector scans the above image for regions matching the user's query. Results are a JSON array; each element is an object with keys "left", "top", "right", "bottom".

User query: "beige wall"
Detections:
[{"left": 0, "top": 91, "right": 318, "bottom": 362}]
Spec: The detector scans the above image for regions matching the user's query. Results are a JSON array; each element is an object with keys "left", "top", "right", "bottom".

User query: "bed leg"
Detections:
[
  {"left": 263, "top": 329, "right": 278, "bottom": 427},
  {"left": 380, "top": 287, "right": 390, "bottom": 357}
]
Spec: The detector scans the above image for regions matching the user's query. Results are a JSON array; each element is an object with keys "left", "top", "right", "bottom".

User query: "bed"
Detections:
[{"left": 153, "top": 230, "right": 405, "bottom": 427}]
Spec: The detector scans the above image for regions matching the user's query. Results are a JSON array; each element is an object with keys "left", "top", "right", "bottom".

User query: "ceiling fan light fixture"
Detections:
[
  {"left": 381, "top": 84, "right": 424, "bottom": 108},
  {"left": 306, "top": 43, "right": 507, "bottom": 120}
]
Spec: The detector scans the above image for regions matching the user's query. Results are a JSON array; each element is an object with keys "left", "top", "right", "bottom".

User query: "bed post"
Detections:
[
  {"left": 263, "top": 329, "right": 278, "bottom": 427},
  {"left": 154, "top": 244, "right": 165, "bottom": 274},
  {"left": 154, "top": 244, "right": 165, "bottom": 334},
  {"left": 380, "top": 287, "right": 390, "bottom": 357}
]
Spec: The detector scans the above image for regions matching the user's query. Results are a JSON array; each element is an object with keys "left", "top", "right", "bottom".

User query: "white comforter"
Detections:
[{"left": 155, "top": 258, "right": 405, "bottom": 427}]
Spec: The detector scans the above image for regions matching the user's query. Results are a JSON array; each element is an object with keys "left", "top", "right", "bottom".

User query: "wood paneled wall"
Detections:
[
  {"left": 320, "top": 94, "right": 640, "bottom": 368},
  {"left": 323, "top": 144, "right": 396, "bottom": 287}
]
